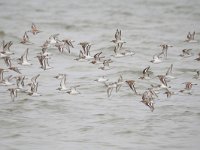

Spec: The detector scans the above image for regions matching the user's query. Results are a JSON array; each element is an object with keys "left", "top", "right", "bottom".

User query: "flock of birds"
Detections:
[{"left": 0, "top": 23, "right": 200, "bottom": 112}]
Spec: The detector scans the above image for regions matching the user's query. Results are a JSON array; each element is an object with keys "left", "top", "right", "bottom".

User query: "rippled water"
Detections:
[{"left": 0, "top": 0, "right": 200, "bottom": 149}]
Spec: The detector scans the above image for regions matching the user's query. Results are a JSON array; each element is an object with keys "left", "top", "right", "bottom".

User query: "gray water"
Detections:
[{"left": 0, "top": 0, "right": 200, "bottom": 149}]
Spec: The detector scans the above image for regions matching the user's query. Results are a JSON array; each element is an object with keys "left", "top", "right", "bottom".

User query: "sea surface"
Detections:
[{"left": 0, "top": 0, "right": 200, "bottom": 150}]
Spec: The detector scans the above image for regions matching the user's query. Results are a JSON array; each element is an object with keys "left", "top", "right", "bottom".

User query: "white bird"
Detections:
[
  {"left": 27, "top": 23, "right": 42, "bottom": 35},
  {"left": 165, "top": 64, "right": 175, "bottom": 79},
  {"left": 111, "top": 29, "right": 126, "bottom": 45},
  {"left": 141, "top": 91, "right": 155, "bottom": 112},
  {"left": 20, "top": 32, "right": 31, "bottom": 44},
  {"left": 8, "top": 88, "right": 19, "bottom": 101},
  {"left": 150, "top": 55, "right": 162, "bottom": 64},
  {"left": 193, "top": 71, "right": 200, "bottom": 80},
  {"left": 17, "top": 48, "right": 32, "bottom": 65},
  {"left": 139, "top": 66, "right": 151, "bottom": 80},
  {"left": 0, "top": 68, "right": 8, "bottom": 82},
  {"left": 55, "top": 74, "right": 67, "bottom": 91},
  {"left": 0, "top": 75, "right": 14, "bottom": 86},
  {"left": 66, "top": 86, "right": 80, "bottom": 95},
  {"left": 105, "top": 82, "right": 117, "bottom": 97},
  {"left": 28, "top": 82, "right": 41, "bottom": 96},
  {"left": 99, "top": 59, "right": 113, "bottom": 70},
  {"left": 180, "top": 49, "right": 193, "bottom": 58},
  {"left": 157, "top": 75, "right": 169, "bottom": 89},
  {"left": 48, "top": 34, "right": 59, "bottom": 46},
  {"left": 185, "top": 31, "right": 197, "bottom": 43},
  {"left": 94, "top": 76, "right": 109, "bottom": 83}
]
